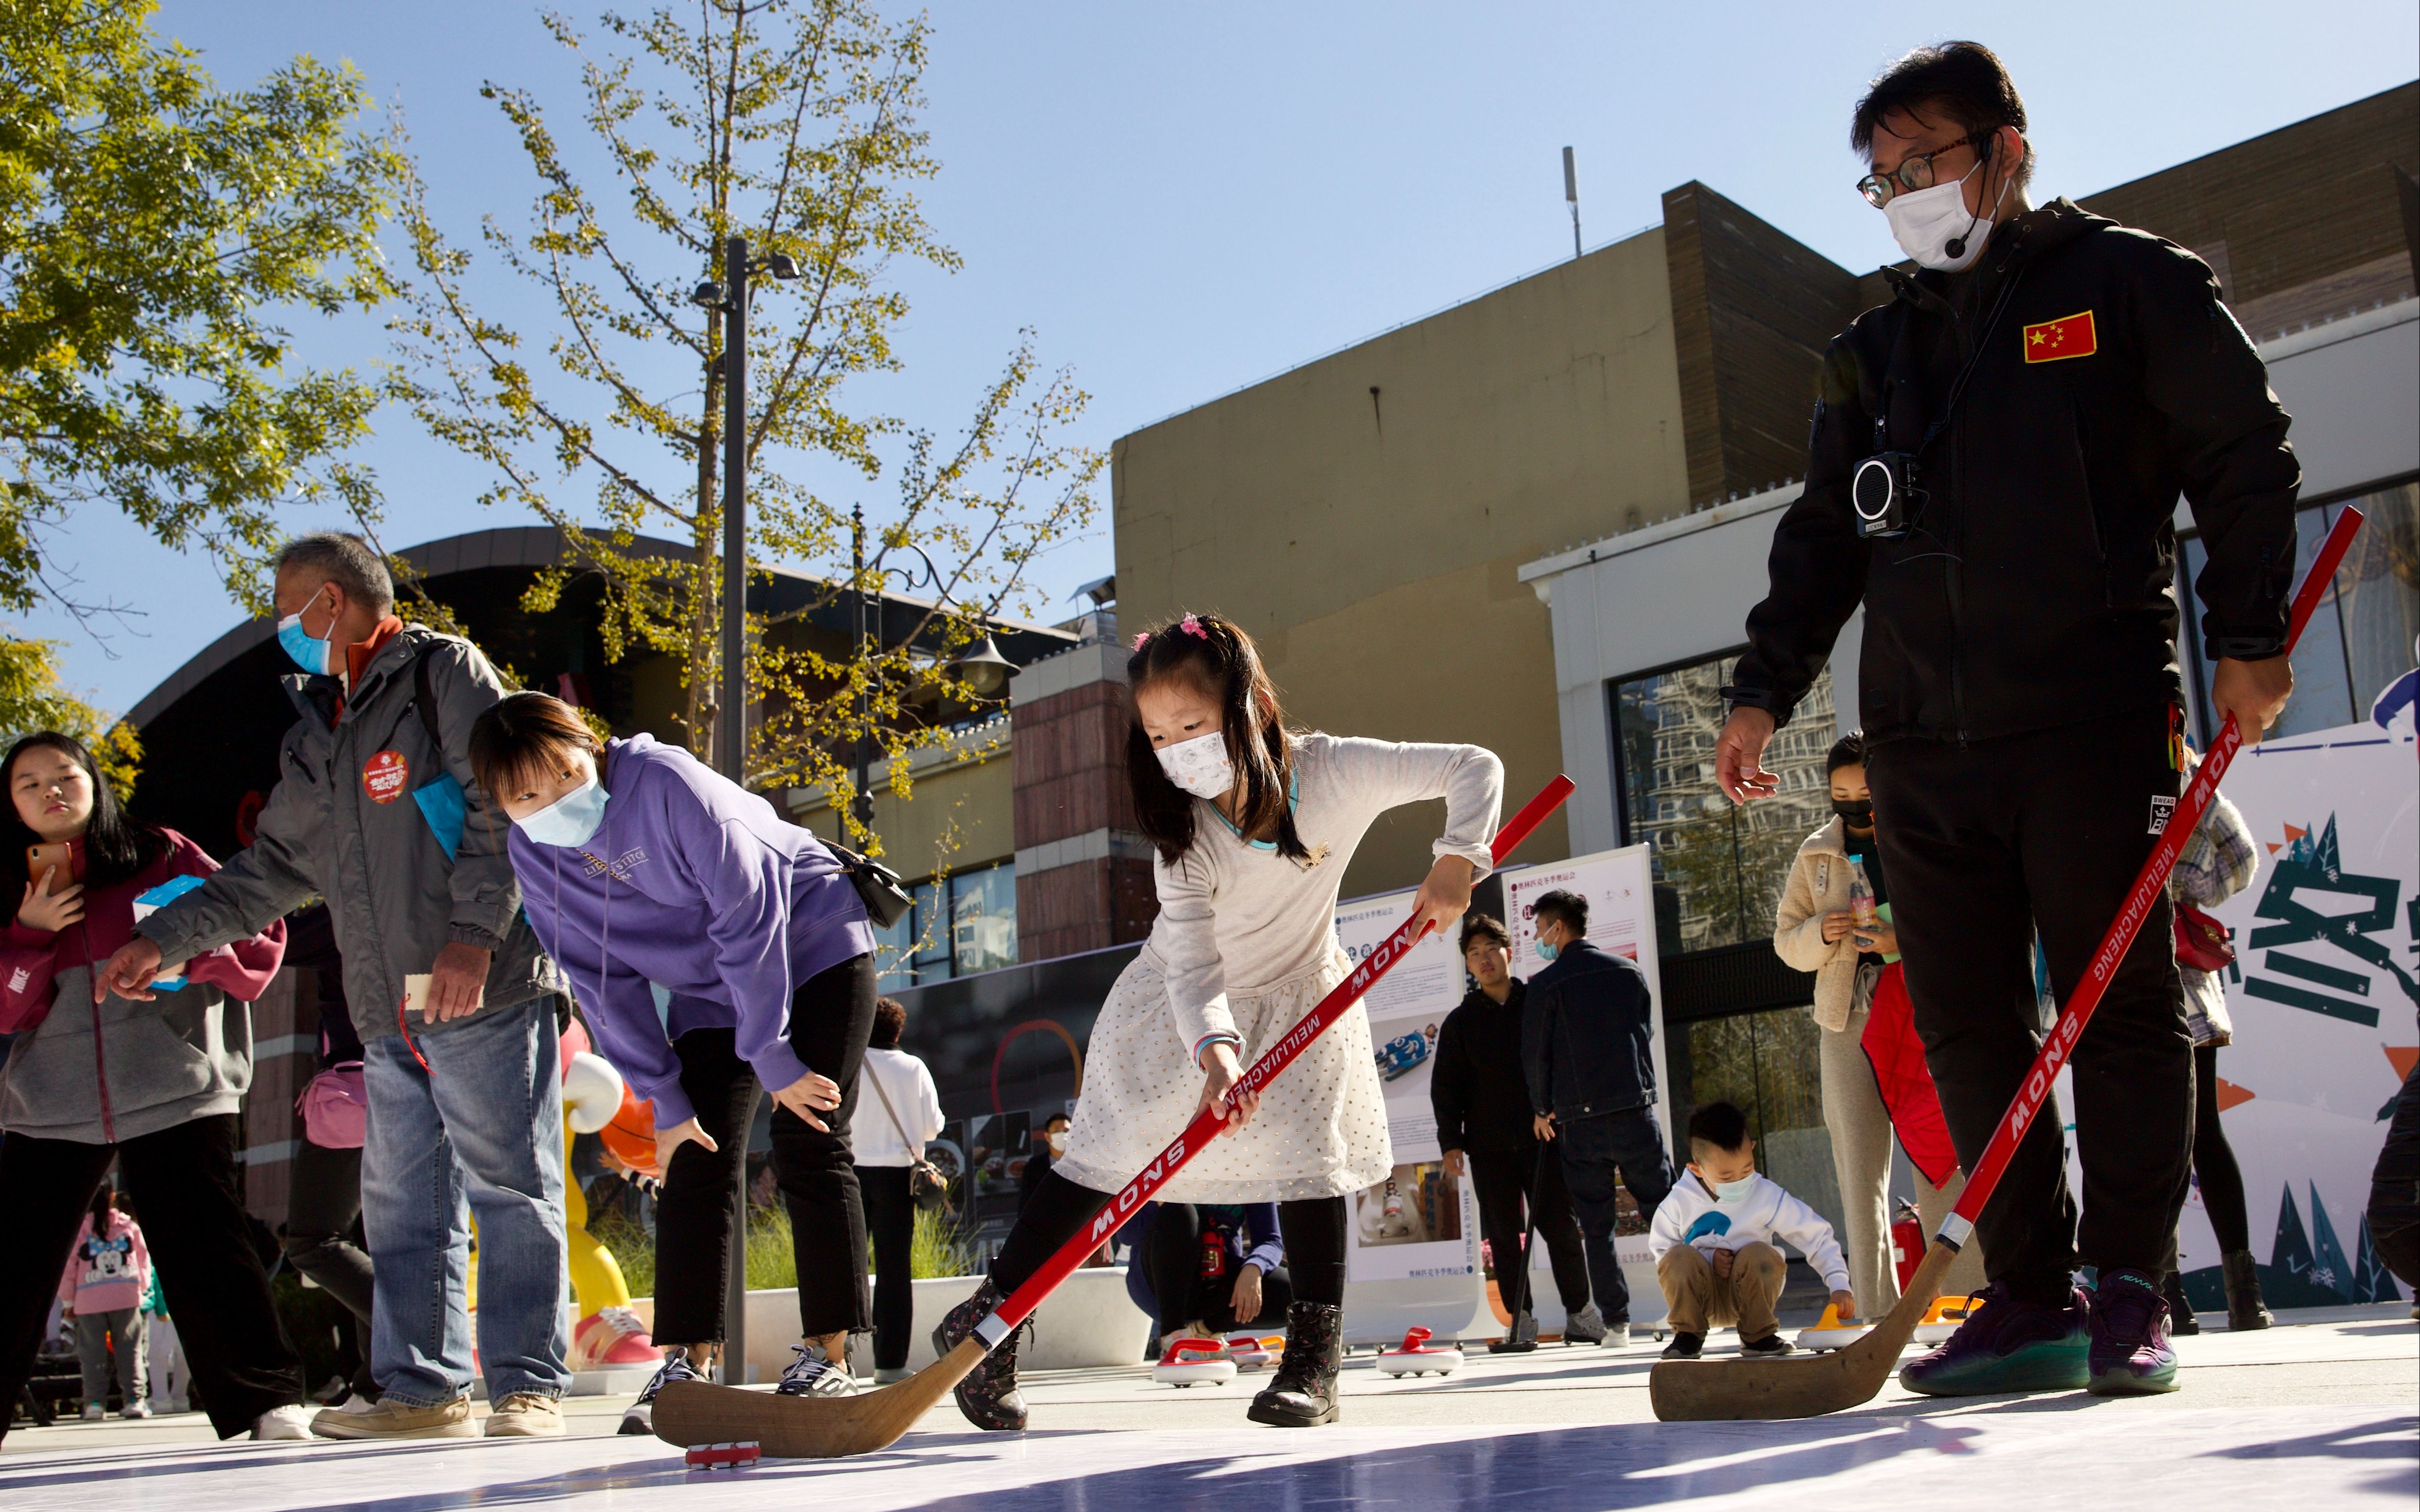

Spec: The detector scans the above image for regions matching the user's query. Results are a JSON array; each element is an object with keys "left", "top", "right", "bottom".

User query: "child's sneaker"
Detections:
[
  {"left": 1899, "top": 1282, "right": 2090, "bottom": 1397},
  {"left": 2087, "top": 1269, "right": 2179, "bottom": 1395},
  {"left": 1660, "top": 1331, "right": 1704, "bottom": 1360}
]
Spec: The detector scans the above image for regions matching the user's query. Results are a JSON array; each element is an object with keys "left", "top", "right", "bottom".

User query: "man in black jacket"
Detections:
[
  {"left": 1521, "top": 890, "right": 1672, "bottom": 1342},
  {"left": 1432, "top": 915, "right": 1600, "bottom": 1352},
  {"left": 1715, "top": 43, "right": 2298, "bottom": 1401}
]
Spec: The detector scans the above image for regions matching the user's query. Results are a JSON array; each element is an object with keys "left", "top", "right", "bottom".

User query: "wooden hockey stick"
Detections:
[
  {"left": 654, "top": 774, "right": 1577, "bottom": 1457},
  {"left": 1649, "top": 505, "right": 2365, "bottom": 1422}
]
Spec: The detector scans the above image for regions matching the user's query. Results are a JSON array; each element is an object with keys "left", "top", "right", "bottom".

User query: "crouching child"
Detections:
[{"left": 1650, "top": 1101, "right": 1856, "bottom": 1359}]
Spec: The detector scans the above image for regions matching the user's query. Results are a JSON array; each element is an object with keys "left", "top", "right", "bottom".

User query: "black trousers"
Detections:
[
  {"left": 2369, "top": 1054, "right": 2420, "bottom": 1288},
  {"left": 650, "top": 953, "right": 877, "bottom": 1344},
  {"left": 1468, "top": 1142, "right": 1593, "bottom": 1318},
  {"left": 1142, "top": 1203, "right": 1293, "bottom": 1336},
  {"left": 0, "top": 1115, "right": 304, "bottom": 1440},
  {"left": 284, "top": 1133, "right": 376, "bottom": 1395},
  {"left": 2166, "top": 1043, "right": 2252, "bottom": 1272},
  {"left": 857, "top": 1165, "right": 916, "bottom": 1369},
  {"left": 999, "top": 1171, "right": 1348, "bottom": 1308},
  {"left": 1554, "top": 1106, "right": 1671, "bottom": 1321},
  {"left": 1869, "top": 708, "right": 2192, "bottom": 1303}
]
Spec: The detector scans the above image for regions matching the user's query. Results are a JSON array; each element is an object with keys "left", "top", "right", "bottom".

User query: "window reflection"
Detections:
[{"left": 873, "top": 862, "right": 1018, "bottom": 990}]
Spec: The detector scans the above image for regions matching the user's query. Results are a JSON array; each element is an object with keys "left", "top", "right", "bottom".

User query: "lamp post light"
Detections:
[{"left": 688, "top": 234, "right": 799, "bottom": 1385}]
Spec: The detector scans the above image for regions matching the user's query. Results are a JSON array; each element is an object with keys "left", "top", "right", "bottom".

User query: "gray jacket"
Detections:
[{"left": 139, "top": 626, "right": 561, "bottom": 1042}]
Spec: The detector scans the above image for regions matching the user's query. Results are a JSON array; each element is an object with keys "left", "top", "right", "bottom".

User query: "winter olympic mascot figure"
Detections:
[{"left": 933, "top": 612, "right": 1503, "bottom": 1430}]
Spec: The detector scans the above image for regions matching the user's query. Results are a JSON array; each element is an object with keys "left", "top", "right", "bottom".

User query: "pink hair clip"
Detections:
[
  {"left": 1179, "top": 613, "right": 1206, "bottom": 638},
  {"left": 1131, "top": 631, "right": 1150, "bottom": 650}
]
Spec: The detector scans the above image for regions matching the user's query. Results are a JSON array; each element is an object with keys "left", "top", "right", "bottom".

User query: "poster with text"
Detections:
[
  {"left": 1335, "top": 889, "right": 1481, "bottom": 1281},
  {"left": 2172, "top": 708, "right": 2416, "bottom": 1306},
  {"left": 1502, "top": 844, "right": 1673, "bottom": 1156}
]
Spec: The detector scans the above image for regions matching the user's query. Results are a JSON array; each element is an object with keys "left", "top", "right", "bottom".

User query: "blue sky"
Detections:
[{"left": 40, "top": 0, "right": 2420, "bottom": 713}]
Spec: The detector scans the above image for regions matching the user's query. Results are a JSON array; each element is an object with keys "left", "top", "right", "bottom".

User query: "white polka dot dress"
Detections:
[{"left": 1051, "top": 734, "right": 1502, "bottom": 1203}]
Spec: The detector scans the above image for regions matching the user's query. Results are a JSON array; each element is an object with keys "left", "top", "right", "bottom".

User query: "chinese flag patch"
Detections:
[{"left": 2022, "top": 309, "right": 2097, "bottom": 363}]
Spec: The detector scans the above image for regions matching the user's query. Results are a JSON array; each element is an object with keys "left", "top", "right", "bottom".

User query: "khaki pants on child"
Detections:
[{"left": 1657, "top": 1242, "right": 1786, "bottom": 1339}]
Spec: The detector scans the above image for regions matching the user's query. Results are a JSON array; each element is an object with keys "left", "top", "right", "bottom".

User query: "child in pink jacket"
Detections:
[{"left": 59, "top": 1182, "right": 150, "bottom": 1417}]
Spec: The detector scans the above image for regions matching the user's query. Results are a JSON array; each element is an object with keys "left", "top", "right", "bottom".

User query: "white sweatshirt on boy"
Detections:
[{"left": 1648, "top": 1170, "right": 1854, "bottom": 1293}]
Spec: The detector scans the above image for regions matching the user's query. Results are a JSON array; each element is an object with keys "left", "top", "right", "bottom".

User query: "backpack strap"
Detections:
[{"left": 414, "top": 643, "right": 443, "bottom": 751}]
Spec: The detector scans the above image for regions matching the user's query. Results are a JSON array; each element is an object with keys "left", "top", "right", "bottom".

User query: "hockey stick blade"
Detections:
[
  {"left": 1649, "top": 506, "right": 2362, "bottom": 1423},
  {"left": 651, "top": 775, "right": 1576, "bottom": 1458},
  {"left": 650, "top": 1338, "right": 987, "bottom": 1459},
  {"left": 1649, "top": 1241, "right": 1957, "bottom": 1421}
]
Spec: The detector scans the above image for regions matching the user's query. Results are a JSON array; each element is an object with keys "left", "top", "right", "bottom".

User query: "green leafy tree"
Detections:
[
  {"left": 389, "top": 0, "right": 1102, "bottom": 828},
  {"left": 0, "top": 637, "right": 140, "bottom": 797},
  {"left": 0, "top": 0, "right": 401, "bottom": 626}
]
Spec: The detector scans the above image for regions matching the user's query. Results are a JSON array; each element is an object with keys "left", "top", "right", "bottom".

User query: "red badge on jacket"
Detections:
[
  {"left": 362, "top": 750, "right": 410, "bottom": 804},
  {"left": 2022, "top": 309, "right": 2097, "bottom": 363}
]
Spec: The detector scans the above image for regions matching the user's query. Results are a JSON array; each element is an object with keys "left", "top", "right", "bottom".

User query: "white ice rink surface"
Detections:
[
  {"left": 6, "top": 1407, "right": 2413, "bottom": 1510},
  {"left": 7, "top": 1308, "right": 2413, "bottom": 1510}
]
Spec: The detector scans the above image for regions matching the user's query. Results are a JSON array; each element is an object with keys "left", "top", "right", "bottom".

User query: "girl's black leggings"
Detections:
[{"left": 995, "top": 1171, "right": 1347, "bottom": 1307}]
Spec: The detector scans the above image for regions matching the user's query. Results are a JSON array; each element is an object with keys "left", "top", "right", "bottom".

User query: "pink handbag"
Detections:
[{"left": 297, "top": 1061, "right": 368, "bottom": 1149}]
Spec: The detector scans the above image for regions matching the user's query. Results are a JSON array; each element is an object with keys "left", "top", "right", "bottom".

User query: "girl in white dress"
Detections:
[{"left": 934, "top": 612, "right": 1502, "bottom": 1430}]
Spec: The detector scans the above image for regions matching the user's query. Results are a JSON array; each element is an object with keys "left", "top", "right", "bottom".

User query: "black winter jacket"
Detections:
[
  {"left": 1430, "top": 980, "right": 1535, "bottom": 1154},
  {"left": 1728, "top": 199, "right": 2299, "bottom": 744},
  {"left": 1521, "top": 940, "right": 1658, "bottom": 1121}
]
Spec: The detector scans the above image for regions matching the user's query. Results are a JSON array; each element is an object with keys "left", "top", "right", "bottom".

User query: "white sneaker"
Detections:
[
  {"left": 773, "top": 1342, "right": 856, "bottom": 1399},
  {"left": 81, "top": 1402, "right": 104, "bottom": 1422},
  {"left": 250, "top": 1404, "right": 316, "bottom": 1441},
  {"left": 1603, "top": 1321, "right": 1632, "bottom": 1350},
  {"left": 619, "top": 1352, "right": 702, "bottom": 1436},
  {"left": 121, "top": 1400, "right": 152, "bottom": 1420}
]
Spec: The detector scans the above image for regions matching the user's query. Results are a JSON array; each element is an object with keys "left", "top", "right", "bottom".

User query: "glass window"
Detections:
[
  {"left": 951, "top": 862, "right": 1018, "bottom": 975},
  {"left": 2180, "top": 484, "right": 2420, "bottom": 745},
  {"left": 1612, "top": 655, "right": 1838, "bottom": 951}
]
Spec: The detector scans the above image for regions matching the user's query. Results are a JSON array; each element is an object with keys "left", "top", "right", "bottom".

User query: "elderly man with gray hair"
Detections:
[{"left": 97, "top": 532, "right": 570, "bottom": 1439}]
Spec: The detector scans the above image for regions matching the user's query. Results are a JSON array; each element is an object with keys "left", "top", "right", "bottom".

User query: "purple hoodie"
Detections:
[{"left": 511, "top": 734, "right": 873, "bottom": 1127}]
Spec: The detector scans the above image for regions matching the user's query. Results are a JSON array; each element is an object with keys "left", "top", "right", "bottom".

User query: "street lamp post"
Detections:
[{"left": 691, "top": 231, "right": 798, "bottom": 1385}]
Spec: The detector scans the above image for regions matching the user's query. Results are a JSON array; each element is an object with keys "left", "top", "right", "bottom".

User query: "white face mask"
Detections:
[
  {"left": 1881, "top": 157, "right": 2008, "bottom": 272},
  {"left": 1155, "top": 730, "right": 1234, "bottom": 799}
]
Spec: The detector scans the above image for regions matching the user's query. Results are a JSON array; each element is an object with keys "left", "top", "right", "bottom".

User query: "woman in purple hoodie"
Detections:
[{"left": 468, "top": 693, "right": 875, "bottom": 1423}]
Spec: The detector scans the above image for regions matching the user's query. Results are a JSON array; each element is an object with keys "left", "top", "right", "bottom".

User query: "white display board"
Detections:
[
  {"left": 2172, "top": 709, "right": 2416, "bottom": 1304},
  {"left": 1330, "top": 890, "right": 1486, "bottom": 1338},
  {"left": 1327, "top": 846, "right": 1677, "bottom": 1341}
]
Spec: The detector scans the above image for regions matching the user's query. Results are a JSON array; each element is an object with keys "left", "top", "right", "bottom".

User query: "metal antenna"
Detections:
[{"left": 1563, "top": 146, "right": 1582, "bottom": 260}]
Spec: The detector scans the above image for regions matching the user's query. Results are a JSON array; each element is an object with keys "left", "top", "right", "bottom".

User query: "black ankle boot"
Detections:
[
  {"left": 2160, "top": 1271, "right": 2201, "bottom": 1335},
  {"left": 932, "top": 1278, "right": 1028, "bottom": 1431},
  {"left": 2221, "top": 1250, "right": 2273, "bottom": 1331},
  {"left": 1248, "top": 1301, "right": 1343, "bottom": 1427}
]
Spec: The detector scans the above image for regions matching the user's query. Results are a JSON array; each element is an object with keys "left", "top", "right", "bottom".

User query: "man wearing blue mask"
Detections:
[
  {"left": 96, "top": 532, "right": 569, "bottom": 1439},
  {"left": 1714, "top": 42, "right": 2299, "bottom": 1401},
  {"left": 1520, "top": 889, "right": 1671, "bottom": 1346}
]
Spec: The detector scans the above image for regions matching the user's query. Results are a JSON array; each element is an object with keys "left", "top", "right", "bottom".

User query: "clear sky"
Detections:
[{"left": 39, "top": 0, "right": 2419, "bottom": 714}]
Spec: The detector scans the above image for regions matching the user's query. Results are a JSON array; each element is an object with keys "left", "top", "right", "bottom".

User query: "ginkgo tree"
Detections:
[
  {"left": 389, "top": 0, "right": 1102, "bottom": 840},
  {"left": 0, "top": 0, "right": 399, "bottom": 783}
]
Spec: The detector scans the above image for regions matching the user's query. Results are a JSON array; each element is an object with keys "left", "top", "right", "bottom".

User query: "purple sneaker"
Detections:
[
  {"left": 1898, "top": 1282, "right": 2090, "bottom": 1397},
  {"left": 2087, "top": 1269, "right": 2179, "bottom": 1394}
]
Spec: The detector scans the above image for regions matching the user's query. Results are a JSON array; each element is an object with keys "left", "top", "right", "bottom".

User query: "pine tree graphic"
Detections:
[{"left": 2306, "top": 1181, "right": 2353, "bottom": 1300}]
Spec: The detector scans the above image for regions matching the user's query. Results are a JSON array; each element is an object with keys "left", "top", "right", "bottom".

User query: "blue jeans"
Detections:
[
  {"left": 1555, "top": 1105, "right": 1673, "bottom": 1322},
  {"left": 361, "top": 997, "right": 568, "bottom": 1406}
]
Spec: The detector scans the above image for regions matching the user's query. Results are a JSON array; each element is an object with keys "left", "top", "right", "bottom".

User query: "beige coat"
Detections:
[{"left": 1773, "top": 816, "right": 1872, "bottom": 1033}]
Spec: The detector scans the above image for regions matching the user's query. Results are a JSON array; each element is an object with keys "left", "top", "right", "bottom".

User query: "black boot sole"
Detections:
[{"left": 1247, "top": 1394, "right": 1340, "bottom": 1428}]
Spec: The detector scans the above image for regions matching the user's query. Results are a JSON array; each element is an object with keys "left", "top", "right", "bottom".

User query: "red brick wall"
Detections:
[{"left": 1010, "top": 680, "right": 1136, "bottom": 849}]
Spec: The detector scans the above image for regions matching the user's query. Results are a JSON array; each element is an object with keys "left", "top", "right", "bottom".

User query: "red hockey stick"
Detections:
[
  {"left": 970, "top": 772, "right": 1578, "bottom": 1350},
  {"left": 1652, "top": 504, "right": 2364, "bottom": 1421},
  {"left": 654, "top": 774, "right": 1575, "bottom": 1456}
]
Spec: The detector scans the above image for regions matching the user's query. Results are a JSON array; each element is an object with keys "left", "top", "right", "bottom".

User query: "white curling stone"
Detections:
[
  {"left": 1376, "top": 1345, "right": 1461, "bottom": 1377},
  {"left": 1152, "top": 1358, "right": 1237, "bottom": 1387}
]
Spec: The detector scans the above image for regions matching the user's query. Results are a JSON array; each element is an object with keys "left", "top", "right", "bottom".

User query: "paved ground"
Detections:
[{"left": 5, "top": 1302, "right": 2412, "bottom": 1508}]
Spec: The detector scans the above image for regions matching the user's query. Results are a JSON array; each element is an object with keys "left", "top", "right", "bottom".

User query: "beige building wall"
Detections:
[
  {"left": 1113, "top": 227, "right": 1695, "bottom": 894},
  {"left": 784, "top": 726, "right": 1017, "bottom": 881}
]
